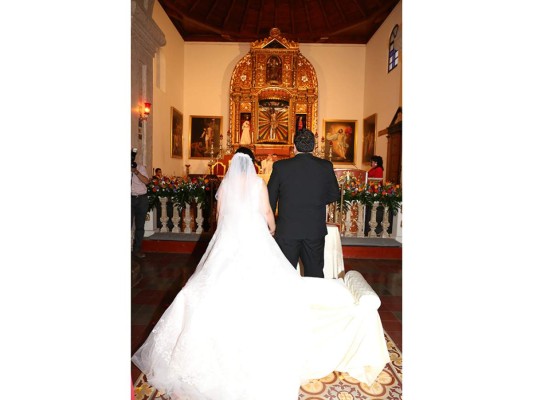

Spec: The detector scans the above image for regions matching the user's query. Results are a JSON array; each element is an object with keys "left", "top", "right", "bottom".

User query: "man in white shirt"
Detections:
[{"left": 132, "top": 155, "right": 150, "bottom": 259}]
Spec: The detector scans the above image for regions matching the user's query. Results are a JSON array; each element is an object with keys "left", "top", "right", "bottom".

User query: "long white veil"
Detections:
[{"left": 215, "top": 152, "right": 260, "bottom": 229}]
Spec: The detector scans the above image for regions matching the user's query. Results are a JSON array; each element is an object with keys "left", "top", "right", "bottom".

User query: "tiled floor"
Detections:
[{"left": 131, "top": 251, "right": 402, "bottom": 381}]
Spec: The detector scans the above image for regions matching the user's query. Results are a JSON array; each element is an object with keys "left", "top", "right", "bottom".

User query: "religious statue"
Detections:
[
  {"left": 240, "top": 115, "right": 252, "bottom": 145},
  {"left": 269, "top": 108, "right": 279, "bottom": 140},
  {"left": 266, "top": 56, "right": 281, "bottom": 82}
]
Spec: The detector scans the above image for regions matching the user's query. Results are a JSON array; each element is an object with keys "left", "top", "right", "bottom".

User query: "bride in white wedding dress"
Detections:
[{"left": 132, "top": 148, "right": 389, "bottom": 400}]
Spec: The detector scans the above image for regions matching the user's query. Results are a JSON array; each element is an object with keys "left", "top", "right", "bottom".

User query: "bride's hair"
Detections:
[{"left": 235, "top": 146, "right": 256, "bottom": 163}]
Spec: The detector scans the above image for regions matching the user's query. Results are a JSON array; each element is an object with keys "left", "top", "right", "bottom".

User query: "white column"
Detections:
[
  {"left": 171, "top": 203, "right": 181, "bottom": 233},
  {"left": 183, "top": 203, "right": 193, "bottom": 233},
  {"left": 381, "top": 205, "right": 390, "bottom": 238},
  {"left": 143, "top": 208, "right": 157, "bottom": 237},
  {"left": 391, "top": 205, "right": 402, "bottom": 242},
  {"left": 196, "top": 203, "right": 204, "bottom": 233},
  {"left": 159, "top": 197, "right": 169, "bottom": 232},
  {"left": 368, "top": 202, "right": 378, "bottom": 238}
]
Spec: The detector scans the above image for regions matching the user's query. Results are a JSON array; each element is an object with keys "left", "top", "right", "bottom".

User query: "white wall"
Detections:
[
  {"left": 301, "top": 43, "right": 366, "bottom": 167},
  {"left": 364, "top": 1, "right": 403, "bottom": 173},
  {"left": 183, "top": 42, "right": 249, "bottom": 174},
  {"left": 151, "top": 1, "right": 185, "bottom": 177}
]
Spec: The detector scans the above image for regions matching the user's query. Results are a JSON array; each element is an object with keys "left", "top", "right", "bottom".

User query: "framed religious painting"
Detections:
[
  {"left": 295, "top": 114, "right": 307, "bottom": 132},
  {"left": 189, "top": 115, "right": 223, "bottom": 159},
  {"left": 323, "top": 119, "right": 357, "bottom": 165},
  {"left": 170, "top": 107, "right": 183, "bottom": 158},
  {"left": 362, "top": 114, "right": 377, "bottom": 166}
]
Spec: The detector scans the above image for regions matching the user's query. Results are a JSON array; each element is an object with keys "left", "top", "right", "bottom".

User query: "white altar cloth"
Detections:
[{"left": 297, "top": 224, "right": 344, "bottom": 278}]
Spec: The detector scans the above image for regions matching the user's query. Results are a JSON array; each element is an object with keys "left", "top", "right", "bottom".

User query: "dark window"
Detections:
[{"left": 388, "top": 24, "right": 400, "bottom": 73}]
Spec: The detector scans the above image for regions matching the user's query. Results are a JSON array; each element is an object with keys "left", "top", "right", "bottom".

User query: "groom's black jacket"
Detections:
[{"left": 267, "top": 153, "right": 340, "bottom": 239}]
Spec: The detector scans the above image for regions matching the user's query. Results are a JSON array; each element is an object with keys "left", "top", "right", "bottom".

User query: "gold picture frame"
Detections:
[
  {"left": 170, "top": 107, "right": 183, "bottom": 158},
  {"left": 362, "top": 114, "right": 377, "bottom": 165},
  {"left": 323, "top": 119, "right": 357, "bottom": 165},
  {"left": 189, "top": 115, "right": 223, "bottom": 159}
]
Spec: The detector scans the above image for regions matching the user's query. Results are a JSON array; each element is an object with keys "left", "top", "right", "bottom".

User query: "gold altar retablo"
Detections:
[{"left": 229, "top": 27, "right": 318, "bottom": 159}]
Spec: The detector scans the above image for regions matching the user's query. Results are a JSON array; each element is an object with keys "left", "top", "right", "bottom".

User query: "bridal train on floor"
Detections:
[{"left": 132, "top": 153, "right": 390, "bottom": 400}]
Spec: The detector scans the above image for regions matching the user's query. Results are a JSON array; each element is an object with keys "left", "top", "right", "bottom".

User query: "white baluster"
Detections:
[
  {"left": 343, "top": 202, "right": 351, "bottom": 236},
  {"left": 344, "top": 201, "right": 356, "bottom": 236},
  {"left": 356, "top": 202, "right": 365, "bottom": 238},
  {"left": 368, "top": 202, "right": 378, "bottom": 238},
  {"left": 381, "top": 205, "right": 390, "bottom": 238},
  {"left": 183, "top": 203, "right": 193, "bottom": 233},
  {"left": 171, "top": 203, "right": 181, "bottom": 232},
  {"left": 195, "top": 202, "right": 204, "bottom": 233},
  {"left": 159, "top": 196, "right": 169, "bottom": 232},
  {"left": 391, "top": 205, "right": 402, "bottom": 242}
]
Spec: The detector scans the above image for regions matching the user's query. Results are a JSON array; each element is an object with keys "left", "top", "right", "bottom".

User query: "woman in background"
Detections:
[{"left": 368, "top": 155, "right": 384, "bottom": 179}]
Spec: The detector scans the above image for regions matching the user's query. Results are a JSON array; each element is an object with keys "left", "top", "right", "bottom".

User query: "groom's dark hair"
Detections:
[{"left": 294, "top": 129, "right": 315, "bottom": 153}]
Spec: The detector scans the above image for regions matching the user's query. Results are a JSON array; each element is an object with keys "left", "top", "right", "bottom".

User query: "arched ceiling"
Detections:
[{"left": 158, "top": 0, "right": 401, "bottom": 44}]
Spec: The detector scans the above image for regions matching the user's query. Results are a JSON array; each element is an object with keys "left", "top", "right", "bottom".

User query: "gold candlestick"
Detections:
[{"left": 225, "top": 129, "right": 233, "bottom": 155}]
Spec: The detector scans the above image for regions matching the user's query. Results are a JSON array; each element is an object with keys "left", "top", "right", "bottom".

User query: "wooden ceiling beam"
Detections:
[
  {"left": 333, "top": 0, "right": 348, "bottom": 23},
  {"left": 350, "top": 0, "right": 368, "bottom": 17},
  {"left": 188, "top": 0, "right": 202, "bottom": 13},
  {"left": 272, "top": 0, "right": 277, "bottom": 29},
  {"left": 317, "top": 0, "right": 332, "bottom": 29},
  {"left": 205, "top": 0, "right": 219, "bottom": 21},
  {"left": 239, "top": 0, "right": 250, "bottom": 33},
  {"left": 223, "top": 0, "right": 238, "bottom": 28},
  {"left": 289, "top": 0, "right": 295, "bottom": 33},
  {"left": 256, "top": 0, "right": 264, "bottom": 36},
  {"left": 303, "top": 0, "right": 312, "bottom": 33}
]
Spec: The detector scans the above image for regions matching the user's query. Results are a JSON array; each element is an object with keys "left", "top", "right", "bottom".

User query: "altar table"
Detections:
[{"left": 297, "top": 224, "right": 344, "bottom": 278}]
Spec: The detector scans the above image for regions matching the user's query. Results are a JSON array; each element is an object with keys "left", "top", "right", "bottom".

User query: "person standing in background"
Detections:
[
  {"left": 132, "top": 151, "right": 150, "bottom": 259},
  {"left": 152, "top": 168, "right": 163, "bottom": 180}
]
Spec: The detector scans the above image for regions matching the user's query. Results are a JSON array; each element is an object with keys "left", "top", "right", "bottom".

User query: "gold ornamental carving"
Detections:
[
  {"left": 229, "top": 27, "right": 318, "bottom": 156},
  {"left": 250, "top": 27, "right": 299, "bottom": 50},
  {"left": 240, "top": 103, "right": 252, "bottom": 112},
  {"left": 296, "top": 104, "right": 307, "bottom": 113}
]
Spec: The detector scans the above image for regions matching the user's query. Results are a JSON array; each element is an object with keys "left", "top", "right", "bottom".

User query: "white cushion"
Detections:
[
  {"left": 343, "top": 270, "right": 381, "bottom": 309},
  {"left": 302, "top": 277, "right": 355, "bottom": 307}
]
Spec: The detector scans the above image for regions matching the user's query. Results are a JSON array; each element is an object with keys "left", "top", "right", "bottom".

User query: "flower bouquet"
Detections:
[
  {"left": 172, "top": 177, "right": 210, "bottom": 211},
  {"left": 339, "top": 180, "right": 402, "bottom": 215},
  {"left": 146, "top": 176, "right": 182, "bottom": 210}
]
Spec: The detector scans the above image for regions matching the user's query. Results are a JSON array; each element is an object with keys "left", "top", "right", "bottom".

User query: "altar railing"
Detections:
[
  {"left": 326, "top": 201, "right": 402, "bottom": 241},
  {"left": 144, "top": 199, "right": 402, "bottom": 242}
]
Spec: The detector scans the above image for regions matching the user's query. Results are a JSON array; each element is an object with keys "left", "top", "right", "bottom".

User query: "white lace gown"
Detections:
[{"left": 132, "top": 155, "right": 389, "bottom": 400}]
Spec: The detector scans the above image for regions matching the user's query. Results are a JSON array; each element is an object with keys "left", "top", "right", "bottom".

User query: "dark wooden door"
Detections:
[{"left": 386, "top": 129, "right": 402, "bottom": 184}]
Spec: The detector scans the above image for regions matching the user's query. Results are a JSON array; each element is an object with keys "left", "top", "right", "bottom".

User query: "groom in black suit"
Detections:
[{"left": 268, "top": 129, "right": 340, "bottom": 278}]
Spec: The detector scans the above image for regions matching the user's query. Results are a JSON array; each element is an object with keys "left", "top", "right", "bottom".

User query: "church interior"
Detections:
[
  {"left": 131, "top": 0, "right": 402, "bottom": 397},
  {"left": 6, "top": 2, "right": 533, "bottom": 399}
]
